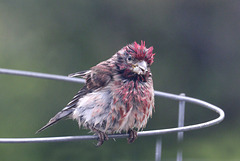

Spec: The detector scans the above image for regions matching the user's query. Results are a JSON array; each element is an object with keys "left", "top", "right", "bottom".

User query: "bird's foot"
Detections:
[
  {"left": 94, "top": 130, "right": 109, "bottom": 147},
  {"left": 127, "top": 129, "right": 138, "bottom": 144}
]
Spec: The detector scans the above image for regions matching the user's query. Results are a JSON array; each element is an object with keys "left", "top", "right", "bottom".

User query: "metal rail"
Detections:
[{"left": 0, "top": 68, "right": 225, "bottom": 143}]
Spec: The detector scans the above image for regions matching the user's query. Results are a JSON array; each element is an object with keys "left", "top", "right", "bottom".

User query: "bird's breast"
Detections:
[
  {"left": 110, "top": 78, "right": 154, "bottom": 131},
  {"left": 113, "top": 79, "right": 153, "bottom": 106}
]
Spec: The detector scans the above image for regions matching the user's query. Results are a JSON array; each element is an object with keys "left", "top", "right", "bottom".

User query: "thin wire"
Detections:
[
  {"left": 177, "top": 93, "right": 185, "bottom": 161},
  {"left": 0, "top": 68, "right": 225, "bottom": 143},
  {"left": 0, "top": 68, "right": 85, "bottom": 83},
  {"left": 155, "top": 138, "right": 162, "bottom": 161}
]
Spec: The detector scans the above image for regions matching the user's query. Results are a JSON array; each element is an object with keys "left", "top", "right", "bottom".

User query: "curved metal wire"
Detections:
[{"left": 0, "top": 68, "right": 225, "bottom": 143}]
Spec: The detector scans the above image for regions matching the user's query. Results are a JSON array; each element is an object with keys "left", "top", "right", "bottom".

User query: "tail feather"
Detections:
[
  {"left": 36, "top": 70, "right": 90, "bottom": 134},
  {"left": 36, "top": 108, "right": 74, "bottom": 133}
]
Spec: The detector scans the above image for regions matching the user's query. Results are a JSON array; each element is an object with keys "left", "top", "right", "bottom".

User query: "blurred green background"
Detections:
[{"left": 0, "top": 0, "right": 239, "bottom": 161}]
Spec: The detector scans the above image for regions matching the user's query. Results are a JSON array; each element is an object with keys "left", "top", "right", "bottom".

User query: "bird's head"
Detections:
[{"left": 115, "top": 41, "right": 155, "bottom": 80}]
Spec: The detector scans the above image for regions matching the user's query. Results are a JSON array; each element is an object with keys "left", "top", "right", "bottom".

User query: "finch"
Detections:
[{"left": 37, "top": 41, "right": 155, "bottom": 146}]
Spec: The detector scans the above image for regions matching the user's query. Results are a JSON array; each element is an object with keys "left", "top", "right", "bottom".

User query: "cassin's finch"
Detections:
[{"left": 37, "top": 41, "right": 155, "bottom": 146}]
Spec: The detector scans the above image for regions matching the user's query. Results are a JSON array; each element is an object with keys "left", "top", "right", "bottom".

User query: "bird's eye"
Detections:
[{"left": 127, "top": 55, "right": 132, "bottom": 61}]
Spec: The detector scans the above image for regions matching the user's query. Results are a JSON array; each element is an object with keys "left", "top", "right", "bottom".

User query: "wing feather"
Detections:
[{"left": 36, "top": 60, "right": 114, "bottom": 133}]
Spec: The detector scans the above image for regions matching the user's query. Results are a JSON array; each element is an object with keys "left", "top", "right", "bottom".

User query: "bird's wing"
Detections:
[
  {"left": 36, "top": 61, "right": 113, "bottom": 133},
  {"left": 69, "top": 61, "right": 113, "bottom": 90},
  {"left": 86, "top": 62, "right": 113, "bottom": 90},
  {"left": 68, "top": 70, "right": 91, "bottom": 78}
]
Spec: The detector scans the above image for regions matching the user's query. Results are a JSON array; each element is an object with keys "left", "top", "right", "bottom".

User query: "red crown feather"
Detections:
[{"left": 127, "top": 40, "right": 155, "bottom": 65}]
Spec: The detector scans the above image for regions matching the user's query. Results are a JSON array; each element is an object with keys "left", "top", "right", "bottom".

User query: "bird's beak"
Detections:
[{"left": 132, "top": 61, "right": 148, "bottom": 75}]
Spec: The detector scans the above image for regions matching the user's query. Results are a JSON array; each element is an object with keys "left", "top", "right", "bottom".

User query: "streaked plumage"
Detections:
[{"left": 37, "top": 41, "right": 155, "bottom": 146}]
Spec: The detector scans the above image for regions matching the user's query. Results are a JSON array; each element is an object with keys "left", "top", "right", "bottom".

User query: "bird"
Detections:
[{"left": 36, "top": 41, "right": 155, "bottom": 146}]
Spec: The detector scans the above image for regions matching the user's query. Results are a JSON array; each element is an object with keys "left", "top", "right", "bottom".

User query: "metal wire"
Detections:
[
  {"left": 177, "top": 93, "right": 185, "bottom": 161},
  {"left": 155, "top": 138, "right": 162, "bottom": 161},
  {"left": 0, "top": 68, "right": 225, "bottom": 143}
]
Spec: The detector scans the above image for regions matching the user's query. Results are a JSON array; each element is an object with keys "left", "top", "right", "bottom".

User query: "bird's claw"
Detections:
[
  {"left": 96, "top": 130, "right": 109, "bottom": 147},
  {"left": 127, "top": 129, "right": 138, "bottom": 144}
]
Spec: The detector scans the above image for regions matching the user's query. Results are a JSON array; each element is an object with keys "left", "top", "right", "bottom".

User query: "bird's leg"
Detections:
[
  {"left": 127, "top": 129, "right": 138, "bottom": 144},
  {"left": 93, "top": 128, "right": 109, "bottom": 147}
]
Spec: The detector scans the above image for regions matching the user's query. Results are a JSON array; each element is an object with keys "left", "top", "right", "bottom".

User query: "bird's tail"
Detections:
[{"left": 36, "top": 106, "right": 74, "bottom": 134}]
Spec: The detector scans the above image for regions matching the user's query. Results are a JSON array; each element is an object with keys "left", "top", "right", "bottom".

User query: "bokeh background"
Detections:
[{"left": 0, "top": 0, "right": 239, "bottom": 161}]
